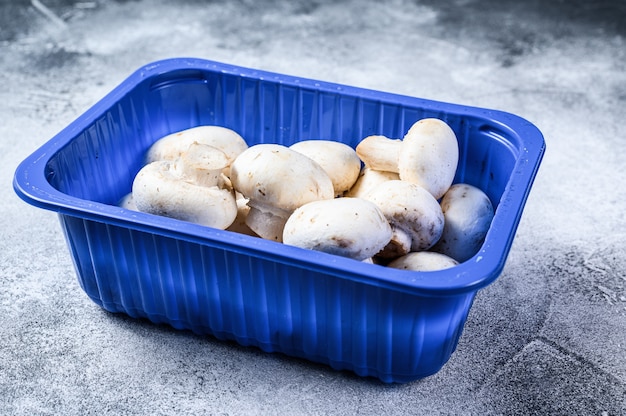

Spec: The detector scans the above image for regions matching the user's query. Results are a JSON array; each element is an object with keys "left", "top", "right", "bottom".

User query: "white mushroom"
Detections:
[
  {"left": 225, "top": 192, "right": 258, "bottom": 236},
  {"left": 146, "top": 125, "right": 248, "bottom": 177},
  {"left": 387, "top": 251, "right": 459, "bottom": 272},
  {"left": 229, "top": 144, "right": 334, "bottom": 242},
  {"left": 355, "top": 118, "right": 459, "bottom": 199},
  {"left": 432, "top": 183, "right": 495, "bottom": 262},
  {"left": 132, "top": 143, "right": 237, "bottom": 230},
  {"left": 364, "top": 180, "right": 444, "bottom": 259},
  {"left": 398, "top": 118, "right": 459, "bottom": 199},
  {"left": 345, "top": 167, "right": 399, "bottom": 198},
  {"left": 175, "top": 143, "right": 230, "bottom": 187},
  {"left": 282, "top": 197, "right": 392, "bottom": 261},
  {"left": 118, "top": 192, "right": 137, "bottom": 210},
  {"left": 289, "top": 140, "right": 361, "bottom": 197},
  {"left": 355, "top": 135, "right": 401, "bottom": 173}
]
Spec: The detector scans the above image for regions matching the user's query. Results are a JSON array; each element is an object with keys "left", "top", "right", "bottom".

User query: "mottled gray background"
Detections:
[{"left": 1, "top": 1, "right": 625, "bottom": 415}]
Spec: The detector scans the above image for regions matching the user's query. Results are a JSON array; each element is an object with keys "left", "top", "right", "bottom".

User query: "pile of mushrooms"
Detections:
[{"left": 120, "top": 118, "right": 495, "bottom": 272}]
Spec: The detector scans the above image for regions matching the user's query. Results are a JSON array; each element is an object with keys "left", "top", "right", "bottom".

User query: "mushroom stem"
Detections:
[
  {"left": 355, "top": 135, "right": 401, "bottom": 173},
  {"left": 245, "top": 205, "right": 290, "bottom": 242}
]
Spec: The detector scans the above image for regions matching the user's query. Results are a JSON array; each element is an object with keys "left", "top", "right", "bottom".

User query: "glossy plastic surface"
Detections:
[{"left": 13, "top": 58, "right": 545, "bottom": 382}]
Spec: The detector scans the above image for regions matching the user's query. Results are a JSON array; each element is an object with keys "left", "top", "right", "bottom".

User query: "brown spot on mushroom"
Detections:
[
  {"left": 378, "top": 240, "right": 407, "bottom": 258},
  {"left": 330, "top": 236, "right": 354, "bottom": 249}
]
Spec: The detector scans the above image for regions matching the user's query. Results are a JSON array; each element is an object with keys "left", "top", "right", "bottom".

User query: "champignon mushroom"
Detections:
[
  {"left": 345, "top": 167, "right": 399, "bottom": 198},
  {"left": 289, "top": 140, "right": 361, "bottom": 197},
  {"left": 432, "top": 183, "right": 495, "bottom": 262},
  {"left": 132, "top": 143, "right": 237, "bottom": 230},
  {"left": 387, "top": 251, "right": 459, "bottom": 272},
  {"left": 355, "top": 118, "right": 459, "bottom": 199},
  {"left": 225, "top": 191, "right": 258, "bottom": 236},
  {"left": 398, "top": 118, "right": 459, "bottom": 199},
  {"left": 364, "top": 180, "right": 444, "bottom": 259},
  {"left": 229, "top": 144, "right": 334, "bottom": 242},
  {"left": 146, "top": 125, "right": 248, "bottom": 177},
  {"left": 355, "top": 135, "right": 401, "bottom": 173},
  {"left": 118, "top": 192, "right": 137, "bottom": 210},
  {"left": 282, "top": 197, "right": 392, "bottom": 261}
]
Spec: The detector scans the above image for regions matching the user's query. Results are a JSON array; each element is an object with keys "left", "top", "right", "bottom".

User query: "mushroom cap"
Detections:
[
  {"left": 388, "top": 251, "right": 459, "bottom": 272},
  {"left": 118, "top": 192, "right": 137, "bottom": 210},
  {"left": 289, "top": 140, "right": 362, "bottom": 196},
  {"left": 230, "top": 143, "right": 335, "bottom": 214},
  {"left": 364, "top": 180, "right": 444, "bottom": 252},
  {"left": 174, "top": 143, "right": 230, "bottom": 188},
  {"left": 282, "top": 197, "right": 392, "bottom": 261},
  {"left": 432, "top": 183, "right": 495, "bottom": 262},
  {"left": 132, "top": 160, "right": 237, "bottom": 230},
  {"left": 146, "top": 125, "right": 248, "bottom": 169},
  {"left": 398, "top": 118, "right": 459, "bottom": 200}
]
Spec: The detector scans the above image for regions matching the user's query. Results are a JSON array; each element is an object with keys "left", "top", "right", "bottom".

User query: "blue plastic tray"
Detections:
[{"left": 13, "top": 58, "right": 545, "bottom": 383}]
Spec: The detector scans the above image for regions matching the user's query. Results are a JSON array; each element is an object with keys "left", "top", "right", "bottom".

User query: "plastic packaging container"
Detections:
[{"left": 13, "top": 58, "right": 545, "bottom": 383}]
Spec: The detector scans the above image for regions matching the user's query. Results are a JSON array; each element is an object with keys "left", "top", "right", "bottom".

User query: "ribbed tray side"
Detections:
[{"left": 60, "top": 214, "right": 475, "bottom": 382}]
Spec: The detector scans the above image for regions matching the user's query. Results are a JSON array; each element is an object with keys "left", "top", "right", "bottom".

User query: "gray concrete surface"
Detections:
[{"left": 1, "top": 0, "right": 625, "bottom": 414}]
